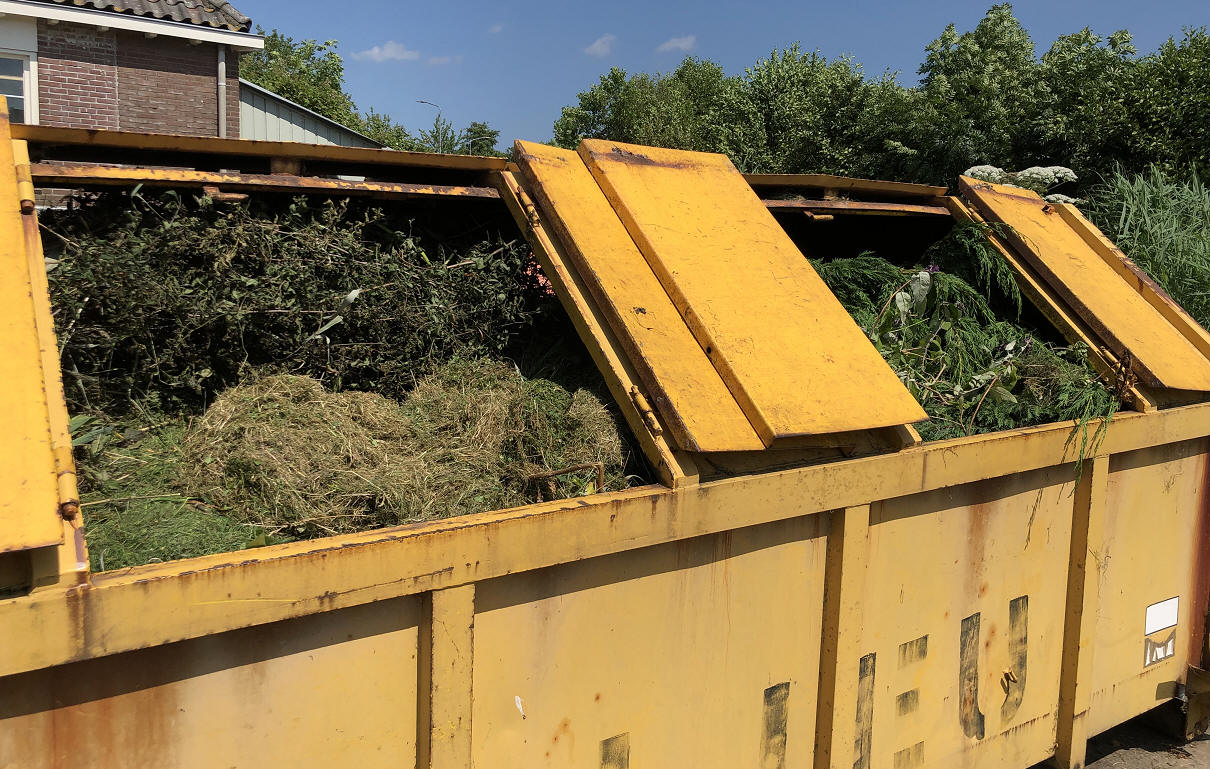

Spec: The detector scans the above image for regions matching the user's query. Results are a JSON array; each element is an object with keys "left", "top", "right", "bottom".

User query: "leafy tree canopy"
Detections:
[{"left": 553, "top": 4, "right": 1210, "bottom": 186}]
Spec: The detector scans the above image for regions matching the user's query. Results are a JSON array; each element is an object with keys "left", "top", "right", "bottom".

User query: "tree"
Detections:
[
  {"left": 1129, "top": 28, "right": 1210, "bottom": 176},
  {"left": 465, "top": 121, "right": 502, "bottom": 156},
  {"left": 553, "top": 59, "right": 733, "bottom": 152},
  {"left": 549, "top": 4, "right": 1210, "bottom": 187},
  {"left": 357, "top": 109, "right": 417, "bottom": 152},
  {"left": 1035, "top": 29, "right": 1138, "bottom": 181},
  {"left": 240, "top": 29, "right": 359, "bottom": 126},
  {"left": 908, "top": 4, "right": 1047, "bottom": 183}
]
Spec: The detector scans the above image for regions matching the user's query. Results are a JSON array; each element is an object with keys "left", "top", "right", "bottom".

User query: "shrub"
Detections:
[
  {"left": 43, "top": 190, "right": 546, "bottom": 415},
  {"left": 1085, "top": 167, "right": 1210, "bottom": 328}
]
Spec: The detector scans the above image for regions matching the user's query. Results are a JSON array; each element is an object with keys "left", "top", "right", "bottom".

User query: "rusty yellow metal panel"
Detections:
[
  {"left": 1055, "top": 203, "right": 1210, "bottom": 362},
  {"left": 513, "top": 141, "right": 763, "bottom": 453},
  {"left": 11, "top": 123, "right": 508, "bottom": 172},
  {"left": 28, "top": 163, "right": 501, "bottom": 201},
  {"left": 0, "top": 597, "right": 421, "bottom": 769},
  {"left": 471, "top": 518, "right": 825, "bottom": 768},
  {"left": 1086, "top": 440, "right": 1210, "bottom": 737},
  {"left": 0, "top": 102, "right": 61, "bottom": 553},
  {"left": 578, "top": 139, "right": 927, "bottom": 445},
  {"left": 5, "top": 402, "right": 1210, "bottom": 683},
  {"left": 495, "top": 172, "right": 695, "bottom": 485},
  {"left": 960, "top": 176, "right": 1210, "bottom": 391},
  {"left": 8, "top": 133, "right": 1210, "bottom": 769},
  {"left": 840, "top": 466, "right": 1077, "bottom": 769}
]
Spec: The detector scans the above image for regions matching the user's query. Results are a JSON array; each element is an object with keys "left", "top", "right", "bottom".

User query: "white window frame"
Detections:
[{"left": 0, "top": 47, "right": 37, "bottom": 125}]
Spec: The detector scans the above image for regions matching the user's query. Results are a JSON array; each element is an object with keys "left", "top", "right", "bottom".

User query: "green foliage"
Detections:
[
  {"left": 906, "top": 4, "right": 1046, "bottom": 183},
  {"left": 356, "top": 109, "right": 418, "bottom": 151},
  {"left": 724, "top": 46, "right": 902, "bottom": 175},
  {"left": 240, "top": 29, "right": 360, "bottom": 126},
  {"left": 924, "top": 220, "right": 1022, "bottom": 317},
  {"left": 1127, "top": 29, "right": 1210, "bottom": 177},
  {"left": 465, "top": 121, "right": 503, "bottom": 156},
  {"left": 1035, "top": 29, "right": 1138, "bottom": 179},
  {"left": 553, "top": 58, "right": 733, "bottom": 152},
  {"left": 77, "top": 420, "right": 261, "bottom": 571},
  {"left": 1085, "top": 167, "right": 1210, "bottom": 328},
  {"left": 44, "top": 190, "right": 547, "bottom": 415},
  {"left": 811, "top": 228, "right": 1118, "bottom": 443},
  {"left": 417, "top": 112, "right": 463, "bottom": 154},
  {"left": 553, "top": 6, "right": 1210, "bottom": 186}
]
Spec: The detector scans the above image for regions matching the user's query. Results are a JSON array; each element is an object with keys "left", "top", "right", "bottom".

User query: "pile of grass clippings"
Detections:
[
  {"left": 75, "top": 419, "right": 258, "bottom": 571},
  {"left": 812, "top": 220, "right": 1120, "bottom": 443},
  {"left": 176, "top": 359, "right": 628, "bottom": 537}
]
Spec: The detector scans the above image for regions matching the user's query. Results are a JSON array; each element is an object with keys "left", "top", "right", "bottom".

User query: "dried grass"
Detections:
[{"left": 176, "top": 359, "right": 627, "bottom": 537}]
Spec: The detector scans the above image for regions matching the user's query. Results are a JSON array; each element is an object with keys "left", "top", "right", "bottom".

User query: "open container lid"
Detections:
[{"left": 514, "top": 139, "right": 928, "bottom": 454}]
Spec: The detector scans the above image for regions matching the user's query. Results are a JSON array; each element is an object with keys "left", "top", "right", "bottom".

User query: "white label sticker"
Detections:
[{"left": 1145, "top": 596, "right": 1179, "bottom": 635}]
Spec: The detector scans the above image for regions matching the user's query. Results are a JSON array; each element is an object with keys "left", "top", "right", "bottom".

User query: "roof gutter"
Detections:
[{"left": 0, "top": 0, "right": 264, "bottom": 50}]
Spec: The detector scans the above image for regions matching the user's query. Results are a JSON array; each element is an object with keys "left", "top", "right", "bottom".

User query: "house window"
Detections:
[{"left": 0, "top": 54, "right": 31, "bottom": 124}]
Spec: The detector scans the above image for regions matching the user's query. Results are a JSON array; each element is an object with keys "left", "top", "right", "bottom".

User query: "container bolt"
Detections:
[{"left": 59, "top": 500, "right": 80, "bottom": 521}]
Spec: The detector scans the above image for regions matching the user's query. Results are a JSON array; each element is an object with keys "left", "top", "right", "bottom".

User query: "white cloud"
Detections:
[
  {"left": 352, "top": 41, "right": 421, "bottom": 63},
  {"left": 488, "top": 23, "right": 504, "bottom": 35},
  {"left": 584, "top": 33, "right": 616, "bottom": 57},
  {"left": 656, "top": 35, "right": 696, "bottom": 53}
]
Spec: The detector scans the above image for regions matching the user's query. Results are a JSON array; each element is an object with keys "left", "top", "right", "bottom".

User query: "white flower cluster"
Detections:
[
  {"left": 962, "top": 164, "right": 1079, "bottom": 198},
  {"left": 963, "top": 165, "right": 1010, "bottom": 184},
  {"left": 1043, "top": 193, "right": 1082, "bottom": 205},
  {"left": 1014, "top": 166, "right": 1078, "bottom": 194}
]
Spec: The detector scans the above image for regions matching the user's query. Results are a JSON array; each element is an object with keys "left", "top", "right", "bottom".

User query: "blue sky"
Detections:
[{"left": 233, "top": 1, "right": 1210, "bottom": 150}]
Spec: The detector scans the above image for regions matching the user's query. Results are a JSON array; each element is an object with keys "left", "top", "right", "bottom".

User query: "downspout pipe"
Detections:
[{"left": 217, "top": 44, "right": 227, "bottom": 138}]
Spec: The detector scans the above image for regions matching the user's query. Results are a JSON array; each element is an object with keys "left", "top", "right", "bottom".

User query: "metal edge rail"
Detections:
[{"left": 1, "top": 399, "right": 1208, "bottom": 680}]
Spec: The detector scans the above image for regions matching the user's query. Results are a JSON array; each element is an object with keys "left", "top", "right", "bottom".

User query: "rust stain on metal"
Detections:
[
  {"left": 28, "top": 164, "right": 501, "bottom": 201},
  {"left": 607, "top": 146, "right": 686, "bottom": 169},
  {"left": 551, "top": 717, "right": 575, "bottom": 754}
]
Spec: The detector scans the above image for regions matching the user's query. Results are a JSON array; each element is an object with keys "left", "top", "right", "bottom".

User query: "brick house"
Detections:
[{"left": 0, "top": 0, "right": 263, "bottom": 137}]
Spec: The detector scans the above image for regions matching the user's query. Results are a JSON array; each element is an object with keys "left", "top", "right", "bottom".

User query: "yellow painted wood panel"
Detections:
[
  {"left": 0, "top": 102, "right": 61, "bottom": 553},
  {"left": 578, "top": 139, "right": 927, "bottom": 444},
  {"left": 960, "top": 177, "right": 1210, "bottom": 391},
  {"left": 513, "top": 141, "right": 763, "bottom": 453},
  {"left": 471, "top": 518, "right": 825, "bottom": 768}
]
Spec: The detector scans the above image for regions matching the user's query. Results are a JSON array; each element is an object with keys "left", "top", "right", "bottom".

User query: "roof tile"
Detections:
[{"left": 26, "top": 0, "right": 251, "bottom": 32}]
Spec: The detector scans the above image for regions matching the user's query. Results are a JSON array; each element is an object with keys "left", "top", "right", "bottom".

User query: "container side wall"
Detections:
[
  {"left": 0, "top": 597, "right": 420, "bottom": 769},
  {"left": 846, "top": 465, "right": 1075, "bottom": 769},
  {"left": 470, "top": 516, "right": 826, "bottom": 768},
  {"left": 1087, "top": 439, "right": 1210, "bottom": 736}
]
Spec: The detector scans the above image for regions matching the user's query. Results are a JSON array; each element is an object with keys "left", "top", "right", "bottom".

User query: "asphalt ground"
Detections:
[{"left": 1082, "top": 707, "right": 1210, "bottom": 768}]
